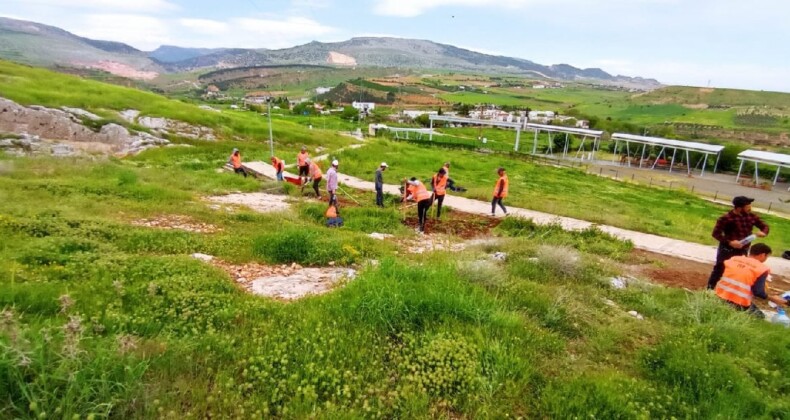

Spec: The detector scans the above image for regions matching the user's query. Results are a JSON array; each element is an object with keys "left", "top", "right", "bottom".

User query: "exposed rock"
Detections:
[
  {"left": 123, "top": 110, "right": 216, "bottom": 141},
  {"left": 191, "top": 253, "right": 215, "bottom": 262},
  {"left": 61, "top": 107, "right": 102, "bottom": 121},
  {"left": 119, "top": 109, "right": 140, "bottom": 122},
  {"left": 138, "top": 116, "right": 168, "bottom": 130},
  {"left": 206, "top": 193, "right": 291, "bottom": 213}
]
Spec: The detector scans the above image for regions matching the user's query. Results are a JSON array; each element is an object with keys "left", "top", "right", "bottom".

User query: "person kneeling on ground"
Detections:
[
  {"left": 403, "top": 177, "right": 432, "bottom": 233},
  {"left": 229, "top": 148, "right": 247, "bottom": 178},
  {"left": 715, "top": 243, "right": 789, "bottom": 318},
  {"left": 270, "top": 156, "right": 284, "bottom": 181},
  {"left": 307, "top": 158, "right": 323, "bottom": 198},
  {"left": 325, "top": 202, "right": 343, "bottom": 228},
  {"left": 491, "top": 167, "right": 508, "bottom": 216}
]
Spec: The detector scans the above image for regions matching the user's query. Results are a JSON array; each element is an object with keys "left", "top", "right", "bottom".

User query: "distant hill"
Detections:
[
  {"left": 0, "top": 17, "right": 163, "bottom": 79},
  {"left": 0, "top": 17, "right": 660, "bottom": 89}
]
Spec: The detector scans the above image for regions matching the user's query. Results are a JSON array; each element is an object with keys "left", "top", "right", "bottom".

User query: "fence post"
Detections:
[
  {"left": 631, "top": 174, "right": 635, "bottom": 182},
  {"left": 615, "top": 170, "right": 619, "bottom": 180},
  {"left": 599, "top": 168, "right": 603, "bottom": 176},
  {"left": 714, "top": 191, "right": 718, "bottom": 201},
  {"left": 768, "top": 202, "right": 773, "bottom": 214},
  {"left": 669, "top": 181, "right": 673, "bottom": 190},
  {"left": 649, "top": 178, "right": 653, "bottom": 187},
  {"left": 691, "top": 185, "right": 695, "bottom": 193}
]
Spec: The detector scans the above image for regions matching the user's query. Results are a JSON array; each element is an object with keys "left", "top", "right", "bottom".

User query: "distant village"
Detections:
[{"left": 202, "top": 84, "right": 590, "bottom": 129}]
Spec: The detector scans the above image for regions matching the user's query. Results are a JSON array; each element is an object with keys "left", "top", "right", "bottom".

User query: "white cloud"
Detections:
[
  {"left": 232, "top": 17, "right": 337, "bottom": 48},
  {"left": 372, "top": 0, "right": 534, "bottom": 17},
  {"left": 72, "top": 14, "right": 173, "bottom": 50},
  {"left": 9, "top": 0, "right": 178, "bottom": 13},
  {"left": 179, "top": 18, "right": 229, "bottom": 35}
]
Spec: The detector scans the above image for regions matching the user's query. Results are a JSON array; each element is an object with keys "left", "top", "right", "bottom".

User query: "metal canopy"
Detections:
[
  {"left": 527, "top": 123, "right": 604, "bottom": 160},
  {"left": 736, "top": 149, "right": 790, "bottom": 185},
  {"left": 610, "top": 133, "right": 724, "bottom": 177},
  {"left": 611, "top": 133, "right": 724, "bottom": 154},
  {"left": 427, "top": 115, "right": 523, "bottom": 151}
]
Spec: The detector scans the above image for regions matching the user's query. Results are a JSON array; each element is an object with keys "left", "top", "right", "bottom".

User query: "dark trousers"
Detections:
[
  {"left": 725, "top": 300, "right": 765, "bottom": 319},
  {"left": 328, "top": 191, "right": 337, "bottom": 206},
  {"left": 312, "top": 178, "right": 322, "bottom": 197},
  {"left": 234, "top": 167, "right": 247, "bottom": 178},
  {"left": 417, "top": 199, "right": 432, "bottom": 232},
  {"left": 299, "top": 165, "right": 309, "bottom": 177},
  {"left": 491, "top": 197, "right": 506, "bottom": 215},
  {"left": 434, "top": 194, "right": 445, "bottom": 217},
  {"left": 375, "top": 185, "right": 383, "bottom": 207},
  {"left": 707, "top": 243, "right": 748, "bottom": 289}
]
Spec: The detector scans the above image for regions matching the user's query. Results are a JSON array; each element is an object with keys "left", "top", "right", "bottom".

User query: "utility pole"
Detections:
[{"left": 267, "top": 97, "right": 274, "bottom": 157}]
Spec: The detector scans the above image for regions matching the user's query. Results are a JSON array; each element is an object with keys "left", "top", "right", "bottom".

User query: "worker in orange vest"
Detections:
[
  {"left": 432, "top": 168, "right": 448, "bottom": 218},
  {"left": 297, "top": 146, "right": 310, "bottom": 186},
  {"left": 325, "top": 202, "right": 343, "bottom": 227},
  {"left": 491, "top": 167, "right": 508, "bottom": 216},
  {"left": 306, "top": 158, "right": 323, "bottom": 198},
  {"left": 403, "top": 177, "right": 433, "bottom": 233},
  {"left": 229, "top": 148, "right": 247, "bottom": 178},
  {"left": 270, "top": 156, "right": 284, "bottom": 181},
  {"left": 715, "top": 243, "right": 788, "bottom": 317}
]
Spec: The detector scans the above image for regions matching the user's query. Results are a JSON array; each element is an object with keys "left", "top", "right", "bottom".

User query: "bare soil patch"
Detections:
[
  {"left": 623, "top": 249, "right": 790, "bottom": 294},
  {"left": 206, "top": 192, "right": 291, "bottom": 213},
  {"left": 209, "top": 258, "right": 356, "bottom": 300},
  {"left": 132, "top": 215, "right": 220, "bottom": 233},
  {"left": 402, "top": 212, "right": 501, "bottom": 239}
]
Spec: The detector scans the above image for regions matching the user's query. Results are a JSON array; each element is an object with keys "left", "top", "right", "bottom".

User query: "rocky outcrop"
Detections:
[
  {"left": 0, "top": 97, "right": 170, "bottom": 156},
  {"left": 125, "top": 110, "right": 216, "bottom": 141}
]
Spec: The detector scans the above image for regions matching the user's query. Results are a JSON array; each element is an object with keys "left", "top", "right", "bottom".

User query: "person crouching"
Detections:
[{"left": 403, "top": 177, "right": 433, "bottom": 233}]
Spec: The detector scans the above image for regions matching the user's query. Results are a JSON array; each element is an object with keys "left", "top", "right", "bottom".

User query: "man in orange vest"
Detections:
[
  {"left": 229, "top": 148, "right": 247, "bottom": 178},
  {"left": 432, "top": 168, "right": 448, "bottom": 218},
  {"left": 491, "top": 167, "right": 508, "bottom": 216},
  {"left": 297, "top": 146, "right": 310, "bottom": 186},
  {"left": 403, "top": 177, "right": 433, "bottom": 233},
  {"left": 270, "top": 156, "right": 284, "bottom": 181},
  {"left": 715, "top": 243, "right": 788, "bottom": 318},
  {"left": 325, "top": 202, "right": 343, "bottom": 227},
  {"left": 306, "top": 158, "right": 323, "bottom": 198}
]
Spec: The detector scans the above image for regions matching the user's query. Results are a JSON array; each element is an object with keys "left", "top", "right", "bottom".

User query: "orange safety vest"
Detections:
[
  {"left": 231, "top": 154, "right": 242, "bottom": 169},
  {"left": 493, "top": 174, "right": 508, "bottom": 198},
  {"left": 410, "top": 183, "right": 432, "bottom": 202},
  {"left": 271, "top": 157, "right": 283, "bottom": 171},
  {"left": 310, "top": 162, "right": 323, "bottom": 179},
  {"left": 297, "top": 152, "right": 309, "bottom": 166},
  {"left": 715, "top": 255, "right": 769, "bottom": 307},
  {"left": 325, "top": 205, "right": 337, "bottom": 218},
  {"left": 432, "top": 174, "right": 447, "bottom": 196}
]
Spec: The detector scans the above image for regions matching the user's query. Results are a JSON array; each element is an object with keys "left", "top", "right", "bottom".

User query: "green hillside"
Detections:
[{"left": 2, "top": 60, "right": 790, "bottom": 419}]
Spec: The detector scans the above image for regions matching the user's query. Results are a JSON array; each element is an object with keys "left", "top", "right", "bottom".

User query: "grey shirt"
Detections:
[{"left": 375, "top": 168, "right": 383, "bottom": 188}]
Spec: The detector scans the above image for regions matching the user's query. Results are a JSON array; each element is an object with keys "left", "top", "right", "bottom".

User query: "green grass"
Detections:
[
  {"left": 337, "top": 139, "right": 790, "bottom": 251},
  {"left": 3, "top": 61, "right": 790, "bottom": 418}
]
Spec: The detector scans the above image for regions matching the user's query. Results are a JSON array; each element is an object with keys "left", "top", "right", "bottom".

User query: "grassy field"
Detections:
[
  {"left": 338, "top": 139, "right": 790, "bottom": 251},
  {"left": 3, "top": 139, "right": 790, "bottom": 418}
]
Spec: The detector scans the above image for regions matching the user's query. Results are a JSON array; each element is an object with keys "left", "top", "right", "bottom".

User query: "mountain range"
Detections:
[{"left": 0, "top": 17, "right": 660, "bottom": 89}]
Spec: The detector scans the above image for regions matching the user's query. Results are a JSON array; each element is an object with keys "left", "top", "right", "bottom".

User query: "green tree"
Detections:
[{"left": 341, "top": 106, "right": 359, "bottom": 121}]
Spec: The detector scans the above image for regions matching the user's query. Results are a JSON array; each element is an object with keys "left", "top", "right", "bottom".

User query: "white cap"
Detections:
[
  {"left": 332, "top": 159, "right": 339, "bottom": 166},
  {"left": 381, "top": 162, "right": 388, "bottom": 167}
]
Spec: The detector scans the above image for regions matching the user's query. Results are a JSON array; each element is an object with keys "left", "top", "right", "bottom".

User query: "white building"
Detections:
[
  {"left": 352, "top": 101, "right": 376, "bottom": 112},
  {"left": 315, "top": 87, "right": 332, "bottom": 95},
  {"left": 402, "top": 110, "right": 437, "bottom": 119}
]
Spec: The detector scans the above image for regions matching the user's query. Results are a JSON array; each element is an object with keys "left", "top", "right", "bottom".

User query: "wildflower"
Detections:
[
  {"left": 116, "top": 334, "right": 139, "bottom": 355},
  {"left": 113, "top": 280, "right": 125, "bottom": 296}
]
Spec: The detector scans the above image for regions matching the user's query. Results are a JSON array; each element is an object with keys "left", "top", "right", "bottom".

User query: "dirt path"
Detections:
[{"left": 242, "top": 161, "right": 790, "bottom": 277}]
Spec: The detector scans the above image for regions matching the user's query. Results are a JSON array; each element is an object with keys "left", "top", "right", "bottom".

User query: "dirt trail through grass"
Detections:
[{"left": 245, "top": 160, "right": 790, "bottom": 277}]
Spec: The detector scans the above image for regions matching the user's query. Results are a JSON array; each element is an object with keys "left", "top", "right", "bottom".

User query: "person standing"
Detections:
[
  {"left": 715, "top": 243, "right": 788, "bottom": 318},
  {"left": 491, "top": 167, "right": 508, "bottom": 216},
  {"left": 307, "top": 159, "right": 323, "bottom": 198},
  {"left": 297, "top": 146, "right": 310, "bottom": 186},
  {"left": 403, "top": 177, "right": 433, "bottom": 233},
  {"left": 375, "top": 162, "right": 388, "bottom": 207},
  {"left": 270, "top": 156, "right": 284, "bottom": 181},
  {"left": 326, "top": 159, "right": 339, "bottom": 206},
  {"left": 432, "top": 168, "right": 448, "bottom": 217},
  {"left": 707, "top": 196, "right": 769, "bottom": 290},
  {"left": 229, "top": 148, "right": 247, "bottom": 178}
]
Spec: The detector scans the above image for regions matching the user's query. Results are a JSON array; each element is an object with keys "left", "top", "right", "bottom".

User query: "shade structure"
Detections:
[
  {"left": 526, "top": 123, "right": 604, "bottom": 160},
  {"left": 736, "top": 149, "right": 790, "bottom": 185},
  {"left": 610, "top": 133, "right": 724, "bottom": 176},
  {"left": 428, "top": 115, "right": 524, "bottom": 151}
]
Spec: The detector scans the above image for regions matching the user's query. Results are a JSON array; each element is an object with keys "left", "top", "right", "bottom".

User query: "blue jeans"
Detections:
[{"left": 276, "top": 171, "right": 283, "bottom": 181}]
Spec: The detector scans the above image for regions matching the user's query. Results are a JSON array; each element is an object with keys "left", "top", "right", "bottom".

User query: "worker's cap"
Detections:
[
  {"left": 332, "top": 159, "right": 339, "bottom": 166},
  {"left": 733, "top": 196, "right": 754, "bottom": 207},
  {"left": 232, "top": 148, "right": 239, "bottom": 152},
  {"left": 380, "top": 162, "right": 388, "bottom": 168}
]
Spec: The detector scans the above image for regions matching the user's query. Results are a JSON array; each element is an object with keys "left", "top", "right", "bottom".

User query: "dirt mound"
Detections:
[
  {"left": 132, "top": 215, "right": 220, "bottom": 233},
  {"left": 210, "top": 259, "right": 356, "bottom": 300},
  {"left": 206, "top": 193, "right": 291, "bottom": 213},
  {"left": 402, "top": 212, "right": 501, "bottom": 239}
]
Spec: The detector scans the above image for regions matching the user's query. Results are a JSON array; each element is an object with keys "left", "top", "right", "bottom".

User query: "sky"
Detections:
[{"left": 1, "top": 0, "right": 789, "bottom": 92}]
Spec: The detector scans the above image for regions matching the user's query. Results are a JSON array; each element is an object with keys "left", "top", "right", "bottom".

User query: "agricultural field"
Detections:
[{"left": 3, "top": 60, "right": 790, "bottom": 418}]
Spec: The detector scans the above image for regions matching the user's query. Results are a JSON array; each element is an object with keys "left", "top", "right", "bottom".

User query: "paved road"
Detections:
[{"left": 243, "top": 160, "right": 790, "bottom": 278}]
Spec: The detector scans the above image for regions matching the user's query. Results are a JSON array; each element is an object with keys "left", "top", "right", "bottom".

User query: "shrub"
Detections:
[{"left": 251, "top": 226, "right": 380, "bottom": 265}]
